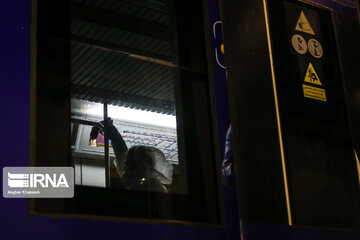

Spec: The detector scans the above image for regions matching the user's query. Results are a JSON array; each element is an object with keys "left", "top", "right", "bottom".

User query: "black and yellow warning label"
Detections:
[
  {"left": 304, "top": 62, "right": 322, "bottom": 85},
  {"left": 303, "top": 84, "right": 326, "bottom": 102},
  {"left": 295, "top": 11, "right": 315, "bottom": 35}
]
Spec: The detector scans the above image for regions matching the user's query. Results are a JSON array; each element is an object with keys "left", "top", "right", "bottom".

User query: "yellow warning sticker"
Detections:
[
  {"left": 303, "top": 84, "right": 327, "bottom": 102},
  {"left": 304, "top": 62, "right": 322, "bottom": 85},
  {"left": 295, "top": 11, "right": 315, "bottom": 35}
]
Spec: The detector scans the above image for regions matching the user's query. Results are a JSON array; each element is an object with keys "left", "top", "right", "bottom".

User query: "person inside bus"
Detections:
[{"left": 90, "top": 117, "right": 173, "bottom": 193}]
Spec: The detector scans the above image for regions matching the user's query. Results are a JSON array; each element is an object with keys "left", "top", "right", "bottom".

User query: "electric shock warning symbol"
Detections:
[
  {"left": 291, "top": 34, "right": 307, "bottom": 54},
  {"left": 295, "top": 11, "right": 315, "bottom": 35},
  {"left": 304, "top": 62, "right": 322, "bottom": 85}
]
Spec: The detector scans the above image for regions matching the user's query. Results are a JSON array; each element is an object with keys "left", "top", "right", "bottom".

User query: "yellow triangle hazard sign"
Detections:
[
  {"left": 304, "top": 62, "right": 322, "bottom": 85},
  {"left": 295, "top": 11, "right": 315, "bottom": 35}
]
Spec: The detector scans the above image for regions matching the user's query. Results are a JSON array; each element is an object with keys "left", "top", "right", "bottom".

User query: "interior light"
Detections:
[
  {"left": 80, "top": 102, "right": 103, "bottom": 117},
  {"left": 73, "top": 99, "right": 176, "bottom": 129},
  {"left": 108, "top": 105, "right": 176, "bottom": 129}
]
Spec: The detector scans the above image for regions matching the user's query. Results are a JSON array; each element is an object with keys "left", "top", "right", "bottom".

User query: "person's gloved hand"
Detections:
[
  {"left": 99, "top": 117, "right": 121, "bottom": 141},
  {"left": 90, "top": 126, "right": 101, "bottom": 140}
]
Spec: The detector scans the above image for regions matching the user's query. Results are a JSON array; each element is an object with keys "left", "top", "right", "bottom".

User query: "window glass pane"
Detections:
[
  {"left": 70, "top": 0, "right": 182, "bottom": 193},
  {"left": 34, "top": 0, "right": 222, "bottom": 223}
]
